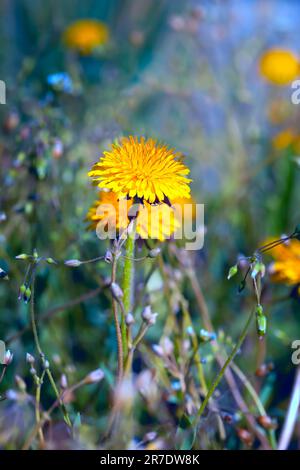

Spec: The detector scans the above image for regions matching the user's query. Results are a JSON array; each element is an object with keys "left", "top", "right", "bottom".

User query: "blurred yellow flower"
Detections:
[
  {"left": 85, "top": 191, "right": 130, "bottom": 231},
  {"left": 86, "top": 191, "right": 180, "bottom": 241},
  {"left": 272, "top": 128, "right": 300, "bottom": 153},
  {"left": 63, "top": 19, "right": 109, "bottom": 54},
  {"left": 292, "top": 136, "right": 300, "bottom": 154},
  {"left": 272, "top": 129, "right": 295, "bottom": 150},
  {"left": 268, "top": 238, "right": 300, "bottom": 285},
  {"left": 259, "top": 48, "right": 300, "bottom": 85},
  {"left": 88, "top": 136, "right": 191, "bottom": 204}
]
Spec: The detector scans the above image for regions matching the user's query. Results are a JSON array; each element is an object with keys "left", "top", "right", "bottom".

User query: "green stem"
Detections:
[
  {"left": 230, "top": 362, "right": 277, "bottom": 449},
  {"left": 111, "top": 253, "right": 123, "bottom": 383},
  {"left": 30, "top": 273, "right": 72, "bottom": 428},
  {"left": 122, "top": 228, "right": 136, "bottom": 359},
  {"left": 35, "top": 370, "right": 45, "bottom": 447},
  {"left": 195, "top": 308, "right": 254, "bottom": 422},
  {"left": 124, "top": 323, "right": 148, "bottom": 376}
]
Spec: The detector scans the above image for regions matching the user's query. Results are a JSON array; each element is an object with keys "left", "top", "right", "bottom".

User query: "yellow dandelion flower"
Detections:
[
  {"left": 267, "top": 238, "right": 300, "bottom": 285},
  {"left": 88, "top": 136, "right": 191, "bottom": 204},
  {"left": 135, "top": 201, "right": 179, "bottom": 241},
  {"left": 86, "top": 191, "right": 184, "bottom": 241},
  {"left": 85, "top": 191, "right": 130, "bottom": 231},
  {"left": 272, "top": 129, "right": 295, "bottom": 150},
  {"left": 63, "top": 19, "right": 109, "bottom": 55},
  {"left": 259, "top": 48, "right": 300, "bottom": 85}
]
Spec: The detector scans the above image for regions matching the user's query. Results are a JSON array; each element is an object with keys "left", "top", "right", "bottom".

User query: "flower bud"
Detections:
[
  {"left": 16, "top": 253, "right": 29, "bottom": 260},
  {"left": 142, "top": 306, "right": 158, "bottom": 325},
  {"left": 15, "top": 375, "right": 26, "bottom": 392},
  {"left": 152, "top": 344, "right": 164, "bottom": 357},
  {"left": 161, "top": 337, "right": 174, "bottom": 355},
  {"left": 26, "top": 353, "right": 35, "bottom": 364},
  {"left": 148, "top": 313, "right": 158, "bottom": 326},
  {"left": 227, "top": 264, "right": 238, "bottom": 280},
  {"left": 256, "top": 304, "right": 264, "bottom": 316},
  {"left": 111, "top": 282, "right": 124, "bottom": 300},
  {"left": 64, "top": 259, "right": 82, "bottom": 267},
  {"left": 104, "top": 250, "right": 113, "bottom": 264},
  {"left": 20, "top": 284, "right": 26, "bottom": 294},
  {"left": 256, "top": 314, "right": 267, "bottom": 337},
  {"left": 60, "top": 374, "right": 68, "bottom": 389},
  {"left": 18, "top": 284, "right": 26, "bottom": 300},
  {"left": 125, "top": 313, "right": 135, "bottom": 326},
  {"left": 24, "top": 287, "right": 31, "bottom": 304},
  {"left": 85, "top": 368, "right": 104, "bottom": 384},
  {"left": 147, "top": 248, "right": 161, "bottom": 259},
  {"left": 0, "top": 267, "right": 9, "bottom": 281},
  {"left": 251, "top": 261, "right": 266, "bottom": 279},
  {"left": 3, "top": 350, "right": 13, "bottom": 365},
  {"left": 141, "top": 305, "right": 152, "bottom": 322},
  {"left": 46, "top": 257, "right": 57, "bottom": 265},
  {"left": 30, "top": 367, "right": 37, "bottom": 376}
]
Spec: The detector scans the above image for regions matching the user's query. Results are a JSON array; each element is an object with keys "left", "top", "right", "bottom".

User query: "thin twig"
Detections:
[{"left": 6, "top": 285, "right": 103, "bottom": 345}]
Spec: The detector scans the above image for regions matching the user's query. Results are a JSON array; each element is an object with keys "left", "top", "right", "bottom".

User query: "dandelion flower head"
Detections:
[
  {"left": 86, "top": 191, "right": 180, "bottom": 241},
  {"left": 267, "top": 238, "right": 300, "bottom": 285},
  {"left": 88, "top": 136, "right": 191, "bottom": 204},
  {"left": 259, "top": 48, "right": 300, "bottom": 85},
  {"left": 63, "top": 19, "right": 109, "bottom": 55}
]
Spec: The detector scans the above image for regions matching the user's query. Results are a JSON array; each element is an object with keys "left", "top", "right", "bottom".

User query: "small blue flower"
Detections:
[{"left": 47, "top": 72, "right": 74, "bottom": 93}]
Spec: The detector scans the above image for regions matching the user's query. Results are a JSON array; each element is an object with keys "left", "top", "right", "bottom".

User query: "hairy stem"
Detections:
[
  {"left": 111, "top": 253, "right": 124, "bottom": 383},
  {"left": 122, "top": 228, "right": 136, "bottom": 361}
]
